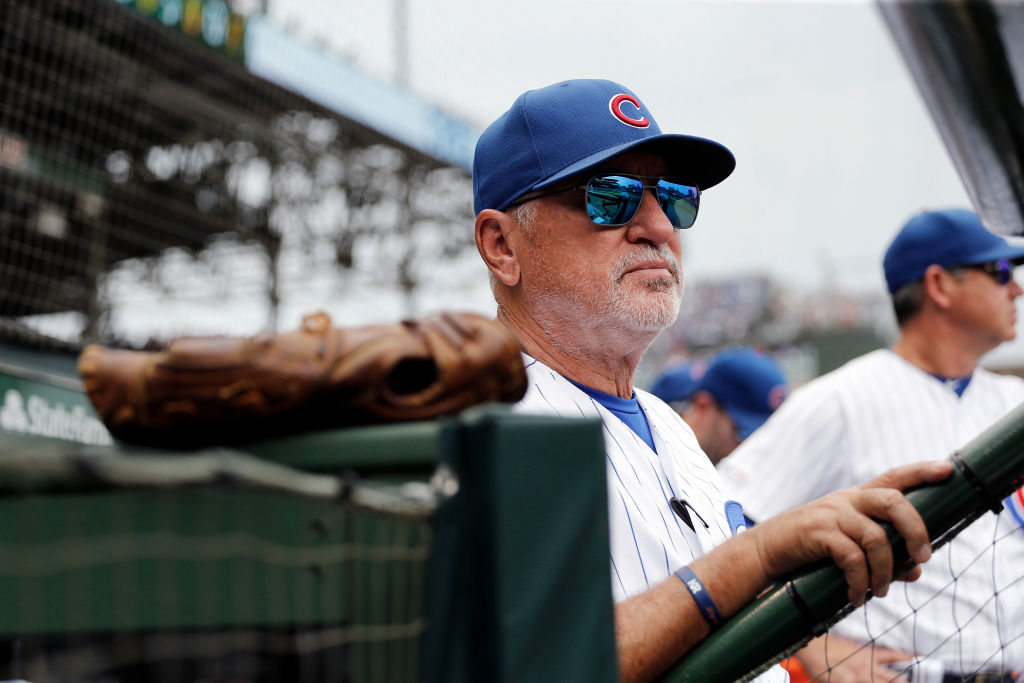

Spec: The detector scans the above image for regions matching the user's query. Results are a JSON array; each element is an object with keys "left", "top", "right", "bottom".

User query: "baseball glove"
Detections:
[{"left": 78, "top": 311, "right": 527, "bottom": 448}]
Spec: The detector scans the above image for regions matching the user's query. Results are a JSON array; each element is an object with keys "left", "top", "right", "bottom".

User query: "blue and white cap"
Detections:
[
  {"left": 472, "top": 79, "right": 735, "bottom": 214},
  {"left": 652, "top": 349, "right": 788, "bottom": 440}
]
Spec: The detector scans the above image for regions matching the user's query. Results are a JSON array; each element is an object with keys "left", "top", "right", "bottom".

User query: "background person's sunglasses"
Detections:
[
  {"left": 971, "top": 258, "right": 1016, "bottom": 285},
  {"left": 505, "top": 174, "right": 701, "bottom": 229}
]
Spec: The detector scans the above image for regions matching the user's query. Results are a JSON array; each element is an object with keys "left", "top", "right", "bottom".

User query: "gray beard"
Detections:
[
  {"left": 527, "top": 244, "right": 684, "bottom": 357},
  {"left": 604, "top": 244, "right": 684, "bottom": 332}
]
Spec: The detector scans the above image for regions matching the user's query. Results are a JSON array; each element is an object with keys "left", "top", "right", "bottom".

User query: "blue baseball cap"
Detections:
[
  {"left": 649, "top": 360, "right": 708, "bottom": 404},
  {"left": 691, "top": 348, "right": 788, "bottom": 440},
  {"left": 883, "top": 208, "right": 1024, "bottom": 293},
  {"left": 473, "top": 79, "right": 736, "bottom": 214}
]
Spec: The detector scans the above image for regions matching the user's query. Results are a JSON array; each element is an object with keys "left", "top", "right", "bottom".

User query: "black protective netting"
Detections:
[{"left": 0, "top": 0, "right": 475, "bottom": 350}]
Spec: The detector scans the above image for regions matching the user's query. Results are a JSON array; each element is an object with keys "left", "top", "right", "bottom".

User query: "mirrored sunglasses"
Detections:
[
  {"left": 973, "top": 258, "right": 1015, "bottom": 285},
  {"left": 505, "top": 174, "right": 701, "bottom": 229}
]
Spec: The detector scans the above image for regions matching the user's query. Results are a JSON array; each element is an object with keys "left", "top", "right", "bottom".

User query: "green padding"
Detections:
[
  {"left": 426, "top": 409, "right": 618, "bottom": 683},
  {"left": 663, "top": 399, "right": 1024, "bottom": 682},
  {"left": 243, "top": 419, "right": 447, "bottom": 472}
]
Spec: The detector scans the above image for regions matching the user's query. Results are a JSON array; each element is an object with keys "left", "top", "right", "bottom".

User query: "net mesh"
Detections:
[
  {"left": 0, "top": 0, "right": 477, "bottom": 350},
  {"left": 801, "top": 500, "right": 1024, "bottom": 682}
]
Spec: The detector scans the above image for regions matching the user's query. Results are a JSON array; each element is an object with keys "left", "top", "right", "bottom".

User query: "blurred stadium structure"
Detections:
[
  {"left": 0, "top": 0, "right": 482, "bottom": 351},
  {"left": 644, "top": 275, "right": 896, "bottom": 389}
]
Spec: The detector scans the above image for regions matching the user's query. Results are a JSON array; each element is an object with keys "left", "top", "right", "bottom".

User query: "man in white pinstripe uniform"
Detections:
[
  {"left": 472, "top": 78, "right": 952, "bottom": 683},
  {"left": 719, "top": 209, "right": 1024, "bottom": 682}
]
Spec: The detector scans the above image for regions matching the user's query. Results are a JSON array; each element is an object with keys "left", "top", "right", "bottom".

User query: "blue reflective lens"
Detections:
[
  {"left": 584, "top": 175, "right": 700, "bottom": 229},
  {"left": 586, "top": 175, "right": 643, "bottom": 226},
  {"left": 658, "top": 180, "right": 699, "bottom": 229}
]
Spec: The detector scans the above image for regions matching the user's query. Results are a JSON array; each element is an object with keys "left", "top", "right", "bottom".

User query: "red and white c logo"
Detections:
[{"left": 609, "top": 94, "right": 650, "bottom": 128}]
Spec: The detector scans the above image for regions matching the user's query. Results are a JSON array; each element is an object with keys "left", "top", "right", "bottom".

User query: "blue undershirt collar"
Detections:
[
  {"left": 929, "top": 372, "right": 973, "bottom": 397},
  {"left": 566, "top": 378, "right": 657, "bottom": 452}
]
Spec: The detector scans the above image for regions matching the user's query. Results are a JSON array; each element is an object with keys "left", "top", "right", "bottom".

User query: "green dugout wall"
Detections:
[{"left": 0, "top": 348, "right": 618, "bottom": 682}]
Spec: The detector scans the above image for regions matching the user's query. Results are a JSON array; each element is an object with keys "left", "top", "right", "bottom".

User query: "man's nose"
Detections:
[{"left": 625, "top": 189, "right": 675, "bottom": 245}]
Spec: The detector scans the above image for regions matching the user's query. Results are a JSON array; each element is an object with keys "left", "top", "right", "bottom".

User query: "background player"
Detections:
[
  {"left": 473, "top": 77, "right": 951, "bottom": 683},
  {"left": 649, "top": 348, "right": 788, "bottom": 465},
  {"left": 718, "top": 208, "right": 1024, "bottom": 681}
]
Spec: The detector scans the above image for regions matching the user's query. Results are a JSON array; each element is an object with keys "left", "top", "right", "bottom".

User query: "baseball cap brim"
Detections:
[
  {"left": 960, "top": 242, "right": 1024, "bottom": 267},
  {"left": 888, "top": 242, "right": 1024, "bottom": 292},
  {"left": 530, "top": 134, "right": 736, "bottom": 195},
  {"left": 883, "top": 209, "right": 1024, "bottom": 293}
]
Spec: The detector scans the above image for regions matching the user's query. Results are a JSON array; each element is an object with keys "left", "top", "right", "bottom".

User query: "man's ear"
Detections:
[
  {"left": 475, "top": 209, "right": 521, "bottom": 287},
  {"left": 922, "top": 263, "right": 954, "bottom": 309},
  {"left": 691, "top": 390, "right": 716, "bottom": 414}
]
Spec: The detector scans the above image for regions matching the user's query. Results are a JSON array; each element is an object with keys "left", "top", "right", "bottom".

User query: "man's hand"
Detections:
[
  {"left": 795, "top": 633, "right": 915, "bottom": 683},
  {"left": 748, "top": 460, "right": 951, "bottom": 606},
  {"left": 614, "top": 460, "right": 951, "bottom": 683}
]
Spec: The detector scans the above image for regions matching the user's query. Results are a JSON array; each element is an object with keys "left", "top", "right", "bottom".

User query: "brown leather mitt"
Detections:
[{"left": 78, "top": 311, "right": 527, "bottom": 448}]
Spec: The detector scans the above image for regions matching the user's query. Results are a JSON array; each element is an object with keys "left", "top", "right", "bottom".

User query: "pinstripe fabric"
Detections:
[
  {"left": 718, "top": 349, "right": 1024, "bottom": 674},
  {"left": 514, "top": 355, "right": 789, "bottom": 683}
]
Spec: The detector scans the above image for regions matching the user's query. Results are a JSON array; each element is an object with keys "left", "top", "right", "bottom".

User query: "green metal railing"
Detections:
[{"left": 664, "top": 400, "right": 1024, "bottom": 682}]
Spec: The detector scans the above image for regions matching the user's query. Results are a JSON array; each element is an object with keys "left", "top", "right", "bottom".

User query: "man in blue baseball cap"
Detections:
[
  {"left": 882, "top": 208, "right": 1024, "bottom": 294},
  {"left": 651, "top": 349, "right": 788, "bottom": 465},
  {"left": 718, "top": 208, "right": 1024, "bottom": 680},
  {"left": 648, "top": 360, "right": 705, "bottom": 408},
  {"left": 473, "top": 79, "right": 947, "bottom": 682}
]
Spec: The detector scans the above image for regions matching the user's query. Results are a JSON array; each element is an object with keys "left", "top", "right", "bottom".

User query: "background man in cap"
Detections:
[
  {"left": 473, "top": 78, "right": 950, "bottom": 683},
  {"left": 719, "top": 208, "right": 1024, "bottom": 681},
  {"left": 650, "top": 348, "right": 788, "bottom": 465}
]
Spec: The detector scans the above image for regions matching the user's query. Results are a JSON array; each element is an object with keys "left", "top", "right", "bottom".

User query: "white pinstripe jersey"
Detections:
[
  {"left": 514, "top": 355, "right": 789, "bottom": 683},
  {"left": 718, "top": 349, "right": 1024, "bottom": 673}
]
